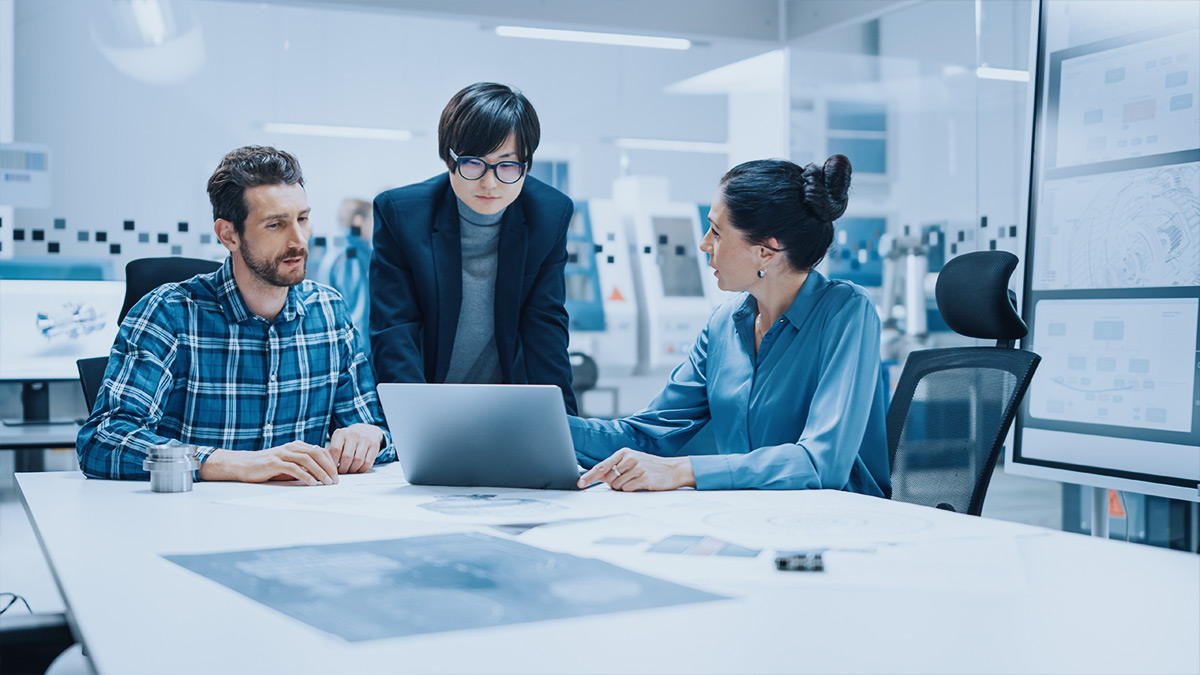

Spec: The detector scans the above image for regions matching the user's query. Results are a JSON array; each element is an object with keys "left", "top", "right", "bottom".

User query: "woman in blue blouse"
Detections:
[{"left": 574, "top": 155, "right": 890, "bottom": 495}]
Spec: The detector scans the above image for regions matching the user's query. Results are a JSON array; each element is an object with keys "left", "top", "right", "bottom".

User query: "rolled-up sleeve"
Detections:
[{"left": 76, "top": 293, "right": 216, "bottom": 480}]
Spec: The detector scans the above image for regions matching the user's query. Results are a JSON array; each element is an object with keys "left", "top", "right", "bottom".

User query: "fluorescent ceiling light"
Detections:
[
  {"left": 262, "top": 123, "right": 412, "bottom": 141},
  {"left": 615, "top": 138, "right": 729, "bottom": 154},
  {"left": 495, "top": 26, "right": 690, "bottom": 50},
  {"left": 976, "top": 67, "right": 1030, "bottom": 82},
  {"left": 129, "top": 0, "right": 168, "bottom": 46}
]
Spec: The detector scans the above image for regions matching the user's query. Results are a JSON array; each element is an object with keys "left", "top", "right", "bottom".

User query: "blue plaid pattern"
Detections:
[{"left": 77, "top": 258, "right": 395, "bottom": 480}]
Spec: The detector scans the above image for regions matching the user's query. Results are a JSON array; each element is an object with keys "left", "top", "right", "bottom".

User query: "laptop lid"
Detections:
[{"left": 376, "top": 383, "right": 582, "bottom": 490}]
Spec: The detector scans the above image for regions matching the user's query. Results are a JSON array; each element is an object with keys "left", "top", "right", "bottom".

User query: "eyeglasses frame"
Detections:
[{"left": 448, "top": 149, "right": 527, "bottom": 185}]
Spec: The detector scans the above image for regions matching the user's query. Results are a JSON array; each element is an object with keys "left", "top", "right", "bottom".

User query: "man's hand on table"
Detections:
[
  {"left": 198, "top": 442, "right": 339, "bottom": 485},
  {"left": 329, "top": 423, "right": 385, "bottom": 474}
]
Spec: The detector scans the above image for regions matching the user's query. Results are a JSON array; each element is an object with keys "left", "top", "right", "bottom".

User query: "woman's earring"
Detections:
[{"left": 757, "top": 269, "right": 765, "bottom": 279}]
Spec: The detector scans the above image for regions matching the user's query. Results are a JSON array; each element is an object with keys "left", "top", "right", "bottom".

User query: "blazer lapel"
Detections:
[
  {"left": 493, "top": 198, "right": 529, "bottom": 381},
  {"left": 432, "top": 184, "right": 462, "bottom": 382}
]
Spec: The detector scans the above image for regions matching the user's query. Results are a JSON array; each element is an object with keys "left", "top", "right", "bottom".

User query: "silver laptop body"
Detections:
[{"left": 376, "top": 383, "right": 582, "bottom": 490}]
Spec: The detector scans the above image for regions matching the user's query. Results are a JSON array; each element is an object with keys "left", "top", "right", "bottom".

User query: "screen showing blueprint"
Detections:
[{"left": 1015, "top": 1, "right": 1200, "bottom": 499}]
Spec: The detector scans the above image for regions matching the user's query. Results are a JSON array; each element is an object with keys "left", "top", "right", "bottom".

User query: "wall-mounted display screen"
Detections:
[{"left": 1013, "top": 0, "right": 1200, "bottom": 501}]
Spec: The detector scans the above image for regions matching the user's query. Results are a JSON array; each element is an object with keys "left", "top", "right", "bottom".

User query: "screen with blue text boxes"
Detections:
[
  {"left": 1013, "top": 1, "right": 1200, "bottom": 501},
  {"left": 0, "top": 279, "right": 126, "bottom": 381}
]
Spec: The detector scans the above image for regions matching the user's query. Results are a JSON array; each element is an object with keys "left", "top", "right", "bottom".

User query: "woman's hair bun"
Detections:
[{"left": 801, "top": 154, "right": 852, "bottom": 222}]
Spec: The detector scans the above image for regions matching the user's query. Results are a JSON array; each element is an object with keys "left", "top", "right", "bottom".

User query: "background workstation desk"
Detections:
[
  {"left": 17, "top": 464, "right": 1199, "bottom": 675},
  {"left": 0, "top": 421, "right": 80, "bottom": 472}
]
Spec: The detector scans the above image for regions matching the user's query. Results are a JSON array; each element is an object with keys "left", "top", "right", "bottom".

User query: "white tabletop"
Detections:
[{"left": 17, "top": 465, "right": 1200, "bottom": 675}]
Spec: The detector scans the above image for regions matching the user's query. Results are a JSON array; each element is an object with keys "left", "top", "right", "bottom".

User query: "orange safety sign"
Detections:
[{"left": 1107, "top": 489, "right": 1126, "bottom": 519}]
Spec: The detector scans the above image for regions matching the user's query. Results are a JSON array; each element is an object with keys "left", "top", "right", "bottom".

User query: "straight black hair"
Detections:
[
  {"left": 207, "top": 146, "right": 304, "bottom": 235},
  {"left": 718, "top": 155, "right": 852, "bottom": 271},
  {"left": 438, "top": 82, "right": 540, "bottom": 168}
]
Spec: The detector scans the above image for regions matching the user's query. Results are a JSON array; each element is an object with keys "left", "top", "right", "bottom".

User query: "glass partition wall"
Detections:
[{"left": 788, "top": 0, "right": 1035, "bottom": 359}]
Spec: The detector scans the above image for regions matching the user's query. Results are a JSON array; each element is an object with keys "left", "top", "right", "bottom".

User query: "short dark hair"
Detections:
[
  {"left": 718, "top": 155, "right": 852, "bottom": 271},
  {"left": 207, "top": 146, "right": 305, "bottom": 235},
  {"left": 438, "top": 82, "right": 540, "bottom": 169}
]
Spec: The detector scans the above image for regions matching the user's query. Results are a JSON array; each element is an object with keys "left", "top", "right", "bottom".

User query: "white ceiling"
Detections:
[{"left": 213, "top": 0, "right": 915, "bottom": 44}]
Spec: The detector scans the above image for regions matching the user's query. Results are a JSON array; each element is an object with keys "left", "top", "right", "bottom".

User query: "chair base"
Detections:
[{"left": 0, "top": 612, "right": 76, "bottom": 675}]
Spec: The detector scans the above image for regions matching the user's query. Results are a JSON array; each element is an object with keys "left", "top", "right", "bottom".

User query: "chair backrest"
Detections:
[
  {"left": 77, "top": 257, "right": 222, "bottom": 414},
  {"left": 76, "top": 356, "right": 110, "bottom": 413},
  {"left": 888, "top": 251, "right": 1041, "bottom": 515},
  {"left": 119, "top": 257, "right": 222, "bottom": 323}
]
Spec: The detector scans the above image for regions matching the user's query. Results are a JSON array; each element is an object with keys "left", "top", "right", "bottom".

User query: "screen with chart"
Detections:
[{"left": 1013, "top": 1, "right": 1200, "bottom": 500}]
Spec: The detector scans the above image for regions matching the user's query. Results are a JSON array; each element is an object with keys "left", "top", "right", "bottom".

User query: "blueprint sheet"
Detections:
[{"left": 164, "top": 532, "right": 725, "bottom": 642}]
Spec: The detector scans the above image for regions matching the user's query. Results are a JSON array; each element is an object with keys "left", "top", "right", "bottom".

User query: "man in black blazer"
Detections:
[{"left": 370, "top": 83, "right": 577, "bottom": 414}]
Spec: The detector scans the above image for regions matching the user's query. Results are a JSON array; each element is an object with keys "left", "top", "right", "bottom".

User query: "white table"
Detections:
[{"left": 17, "top": 465, "right": 1200, "bottom": 675}]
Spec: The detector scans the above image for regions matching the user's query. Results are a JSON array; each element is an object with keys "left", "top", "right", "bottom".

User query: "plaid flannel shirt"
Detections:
[{"left": 76, "top": 258, "right": 395, "bottom": 479}]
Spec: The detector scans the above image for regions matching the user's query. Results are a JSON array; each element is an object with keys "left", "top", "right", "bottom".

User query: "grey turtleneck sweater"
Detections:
[{"left": 444, "top": 198, "right": 504, "bottom": 384}]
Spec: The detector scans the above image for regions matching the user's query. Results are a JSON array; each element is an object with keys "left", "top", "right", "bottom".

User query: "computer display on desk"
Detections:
[{"left": 0, "top": 279, "right": 126, "bottom": 382}]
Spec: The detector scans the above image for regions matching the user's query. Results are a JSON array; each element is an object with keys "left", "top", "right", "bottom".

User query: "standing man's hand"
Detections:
[
  {"left": 329, "top": 423, "right": 385, "bottom": 474},
  {"left": 198, "top": 442, "right": 339, "bottom": 486}
]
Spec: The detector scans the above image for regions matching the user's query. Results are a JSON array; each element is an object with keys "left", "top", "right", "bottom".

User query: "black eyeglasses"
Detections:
[{"left": 449, "top": 149, "right": 527, "bottom": 184}]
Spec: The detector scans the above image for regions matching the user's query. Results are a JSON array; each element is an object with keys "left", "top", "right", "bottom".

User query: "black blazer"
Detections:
[{"left": 369, "top": 173, "right": 577, "bottom": 414}]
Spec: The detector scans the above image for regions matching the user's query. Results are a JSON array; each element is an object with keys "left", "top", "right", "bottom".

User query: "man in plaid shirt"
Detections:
[{"left": 77, "top": 146, "right": 393, "bottom": 485}]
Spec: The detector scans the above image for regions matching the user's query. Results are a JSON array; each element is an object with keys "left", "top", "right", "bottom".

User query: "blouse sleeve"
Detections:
[{"left": 568, "top": 324, "right": 712, "bottom": 468}]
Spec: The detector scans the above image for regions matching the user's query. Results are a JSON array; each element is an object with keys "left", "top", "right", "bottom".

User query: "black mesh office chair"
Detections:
[
  {"left": 76, "top": 257, "right": 222, "bottom": 411},
  {"left": 887, "top": 251, "right": 1041, "bottom": 516}
]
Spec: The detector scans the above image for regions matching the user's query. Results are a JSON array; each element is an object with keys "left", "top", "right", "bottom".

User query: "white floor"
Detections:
[{"left": 0, "top": 450, "right": 1065, "bottom": 621}]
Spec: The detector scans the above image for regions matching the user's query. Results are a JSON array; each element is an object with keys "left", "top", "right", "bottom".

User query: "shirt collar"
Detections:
[
  {"left": 782, "top": 269, "right": 828, "bottom": 328},
  {"left": 215, "top": 256, "right": 306, "bottom": 324},
  {"left": 732, "top": 269, "right": 829, "bottom": 329}
]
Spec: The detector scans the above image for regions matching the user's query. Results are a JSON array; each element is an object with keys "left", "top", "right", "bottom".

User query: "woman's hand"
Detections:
[{"left": 577, "top": 448, "right": 696, "bottom": 491}]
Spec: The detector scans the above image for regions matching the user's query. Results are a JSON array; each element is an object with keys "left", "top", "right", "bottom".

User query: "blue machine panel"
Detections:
[
  {"left": 565, "top": 202, "right": 605, "bottom": 332},
  {"left": 827, "top": 217, "right": 885, "bottom": 287}
]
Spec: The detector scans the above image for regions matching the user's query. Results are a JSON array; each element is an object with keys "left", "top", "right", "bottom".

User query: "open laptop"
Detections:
[{"left": 376, "top": 383, "right": 584, "bottom": 490}]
